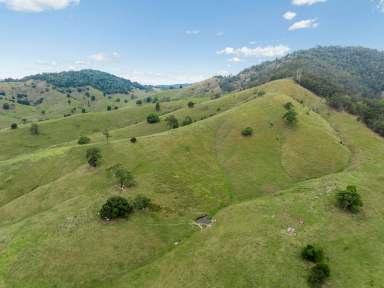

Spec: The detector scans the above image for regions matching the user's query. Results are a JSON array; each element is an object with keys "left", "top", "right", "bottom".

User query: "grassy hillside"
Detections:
[{"left": 0, "top": 79, "right": 382, "bottom": 288}]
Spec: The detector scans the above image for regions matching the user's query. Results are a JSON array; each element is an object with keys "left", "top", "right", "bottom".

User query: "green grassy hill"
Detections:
[{"left": 0, "top": 79, "right": 382, "bottom": 288}]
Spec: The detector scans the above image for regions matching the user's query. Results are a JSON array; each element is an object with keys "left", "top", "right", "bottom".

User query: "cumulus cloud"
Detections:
[
  {"left": 0, "top": 0, "right": 79, "bottom": 12},
  {"left": 185, "top": 30, "right": 200, "bottom": 35},
  {"left": 289, "top": 19, "right": 319, "bottom": 31},
  {"left": 283, "top": 11, "right": 297, "bottom": 20},
  {"left": 217, "top": 45, "right": 290, "bottom": 59},
  {"left": 292, "top": 0, "right": 326, "bottom": 6},
  {"left": 125, "top": 70, "right": 211, "bottom": 85},
  {"left": 377, "top": 0, "right": 384, "bottom": 11}
]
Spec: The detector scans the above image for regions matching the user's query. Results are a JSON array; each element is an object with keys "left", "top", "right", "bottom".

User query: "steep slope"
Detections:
[
  {"left": 97, "top": 80, "right": 384, "bottom": 288},
  {"left": 0, "top": 80, "right": 351, "bottom": 287}
]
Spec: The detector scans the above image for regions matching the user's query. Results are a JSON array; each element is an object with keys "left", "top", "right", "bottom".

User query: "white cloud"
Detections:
[
  {"left": 217, "top": 45, "right": 290, "bottom": 58},
  {"left": 35, "top": 60, "right": 57, "bottom": 67},
  {"left": 288, "top": 19, "right": 319, "bottom": 31},
  {"left": 229, "top": 57, "right": 243, "bottom": 63},
  {"left": 0, "top": 0, "right": 79, "bottom": 12},
  {"left": 88, "top": 52, "right": 120, "bottom": 62},
  {"left": 292, "top": 0, "right": 326, "bottom": 6},
  {"left": 124, "top": 70, "right": 211, "bottom": 85},
  {"left": 377, "top": 0, "right": 384, "bottom": 11},
  {"left": 283, "top": 11, "right": 297, "bottom": 20},
  {"left": 185, "top": 30, "right": 200, "bottom": 35}
]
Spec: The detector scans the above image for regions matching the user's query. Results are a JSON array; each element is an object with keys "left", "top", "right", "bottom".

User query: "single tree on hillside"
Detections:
[
  {"left": 155, "top": 102, "right": 161, "bottom": 112},
  {"left": 99, "top": 196, "right": 133, "bottom": 220},
  {"left": 283, "top": 109, "right": 298, "bottom": 126},
  {"left": 336, "top": 185, "right": 363, "bottom": 213},
  {"left": 166, "top": 115, "right": 179, "bottom": 129},
  {"left": 86, "top": 148, "right": 102, "bottom": 167},
  {"left": 30, "top": 123, "right": 40, "bottom": 135},
  {"left": 147, "top": 113, "right": 160, "bottom": 124},
  {"left": 188, "top": 101, "right": 195, "bottom": 108},
  {"left": 114, "top": 166, "right": 136, "bottom": 189},
  {"left": 182, "top": 116, "right": 193, "bottom": 126},
  {"left": 102, "top": 129, "right": 111, "bottom": 144}
]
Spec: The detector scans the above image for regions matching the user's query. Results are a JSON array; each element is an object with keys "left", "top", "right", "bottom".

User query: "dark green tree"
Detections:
[
  {"left": 86, "top": 148, "right": 102, "bottom": 167},
  {"left": 308, "top": 263, "right": 330, "bottom": 287},
  {"left": 10, "top": 123, "right": 18, "bottom": 130},
  {"left": 242, "top": 127, "right": 253, "bottom": 136},
  {"left": 30, "top": 123, "right": 40, "bottom": 135},
  {"left": 155, "top": 102, "right": 160, "bottom": 112},
  {"left": 166, "top": 115, "right": 179, "bottom": 129},
  {"left": 182, "top": 116, "right": 193, "bottom": 126},
  {"left": 188, "top": 101, "right": 195, "bottom": 108},
  {"left": 133, "top": 195, "right": 151, "bottom": 210},
  {"left": 301, "top": 245, "right": 324, "bottom": 263},
  {"left": 114, "top": 166, "right": 135, "bottom": 189},
  {"left": 336, "top": 185, "right": 363, "bottom": 213},
  {"left": 78, "top": 136, "right": 91, "bottom": 145},
  {"left": 99, "top": 196, "right": 133, "bottom": 220},
  {"left": 147, "top": 113, "right": 160, "bottom": 124},
  {"left": 283, "top": 109, "right": 298, "bottom": 125}
]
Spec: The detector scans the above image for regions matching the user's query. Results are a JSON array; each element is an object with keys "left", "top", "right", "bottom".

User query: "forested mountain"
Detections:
[
  {"left": 22, "top": 69, "right": 145, "bottom": 94},
  {"left": 217, "top": 46, "right": 384, "bottom": 136}
]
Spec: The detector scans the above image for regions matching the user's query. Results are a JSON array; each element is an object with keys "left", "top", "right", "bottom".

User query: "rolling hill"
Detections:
[{"left": 0, "top": 76, "right": 383, "bottom": 288}]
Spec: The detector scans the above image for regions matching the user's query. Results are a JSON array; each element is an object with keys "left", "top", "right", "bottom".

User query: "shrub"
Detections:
[
  {"left": 86, "top": 148, "right": 102, "bottom": 167},
  {"left": 78, "top": 136, "right": 91, "bottom": 145},
  {"left": 82, "top": 108, "right": 86, "bottom": 113},
  {"left": 2, "top": 103, "right": 10, "bottom": 110},
  {"left": 301, "top": 245, "right": 324, "bottom": 263},
  {"left": 283, "top": 109, "right": 298, "bottom": 125},
  {"left": 10, "top": 123, "right": 18, "bottom": 130},
  {"left": 166, "top": 115, "right": 179, "bottom": 129},
  {"left": 99, "top": 196, "right": 133, "bottom": 220},
  {"left": 182, "top": 116, "right": 193, "bottom": 126},
  {"left": 136, "top": 99, "right": 143, "bottom": 105},
  {"left": 130, "top": 137, "right": 137, "bottom": 143},
  {"left": 147, "top": 113, "right": 160, "bottom": 124},
  {"left": 188, "top": 101, "right": 195, "bottom": 108},
  {"left": 336, "top": 185, "right": 363, "bottom": 213},
  {"left": 107, "top": 105, "right": 112, "bottom": 111},
  {"left": 284, "top": 102, "right": 294, "bottom": 110},
  {"left": 133, "top": 195, "right": 151, "bottom": 210},
  {"left": 241, "top": 127, "right": 253, "bottom": 136},
  {"left": 30, "top": 123, "right": 40, "bottom": 135},
  {"left": 155, "top": 102, "right": 160, "bottom": 112},
  {"left": 308, "top": 263, "right": 330, "bottom": 287}
]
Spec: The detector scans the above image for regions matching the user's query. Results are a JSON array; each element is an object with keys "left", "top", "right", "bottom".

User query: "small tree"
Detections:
[
  {"left": 182, "top": 116, "right": 193, "bottom": 126},
  {"left": 78, "top": 136, "right": 91, "bottom": 145},
  {"left": 133, "top": 195, "right": 151, "bottom": 210},
  {"left": 136, "top": 99, "right": 143, "bottom": 105},
  {"left": 166, "top": 115, "right": 179, "bottom": 129},
  {"left": 147, "top": 113, "right": 160, "bottom": 124},
  {"left": 102, "top": 129, "right": 111, "bottom": 144},
  {"left": 86, "top": 148, "right": 102, "bottom": 167},
  {"left": 107, "top": 105, "right": 112, "bottom": 111},
  {"left": 10, "top": 123, "right": 18, "bottom": 130},
  {"left": 188, "top": 101, "right": 195, "bottom": 108},
  {"left": 155, "top": 102, "right": 160, "bottom": 112},
  {"left": 130, "top": 137, "right": 137, "bottom": 143},
  {"left": 99, "top": 196, "right": 133, "bottom": 220},
  {"left": 30, "top": 123, "right": 40, "bottom": 135},
  {"left": 336, "top": 185, "right": 363, "bottom": 213},
  {"left": 301, "top": 245, "right": 324, "bottom": 263},
  {"left": 308, "top": 263, "right": 330, "bottom": 287},
  {"left": 242, "top": 127, "right": 253, "bottom": 136},
  {"left": 115, "top": 166, "right": 135, "bottom": 189},
  {"left": 284, "top": 102, "right": 294, "bottom": 110},
  {"left": 283, "top": 109, "right": 298, "bottom": 125},
  {"left": 2, "top": 103, "right": 10, "bottom": 110}
]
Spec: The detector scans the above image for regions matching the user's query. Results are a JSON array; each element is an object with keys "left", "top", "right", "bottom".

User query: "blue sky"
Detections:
[{"left": 0, "top": 0, "right": 384, "bottom": 84}]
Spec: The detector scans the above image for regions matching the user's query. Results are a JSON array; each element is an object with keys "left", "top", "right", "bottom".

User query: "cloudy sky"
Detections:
[{"left": 0, "top": 0, "right": 383, "bottom": 84}]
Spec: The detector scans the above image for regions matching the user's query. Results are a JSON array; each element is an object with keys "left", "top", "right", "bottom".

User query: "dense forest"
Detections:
[
  {"left": 22, "top": 69, "right": 145, "bottom": 94},
  {"left": 217, "top": 46, "right": 384, "bottom": 136}
]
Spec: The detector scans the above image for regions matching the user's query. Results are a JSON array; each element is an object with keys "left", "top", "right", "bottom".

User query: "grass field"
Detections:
[{"left": 0, "top": 79, "right": 382, "bottom": 288}]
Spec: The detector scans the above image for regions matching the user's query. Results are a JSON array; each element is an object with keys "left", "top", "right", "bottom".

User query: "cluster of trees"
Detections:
[
  {"left": 301, "top": 245, "right": 330, "bottom": 287},
  {"left": 22, "top": 69, "right": 145, "bottom": 94},
  {"left": 99, "top": 194, "right": 151, "bottom": 220}
]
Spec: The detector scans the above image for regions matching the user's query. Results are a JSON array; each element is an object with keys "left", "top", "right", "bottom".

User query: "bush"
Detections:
[
  {"left": 242, "top": 127, "right": 253, "bottom": 136},
  {"left": 336, "top": 185, "right": 363, "bottom": 213},
  {"left": 308, "top": 263, "right": 330, "bottom": 287},
  {"left": 2, "top": 103, "right": 10, "bottom": 110},
  {"left": 30, "top": 123, "right": 40, "bottom": 135},
  {"left": 155, "top": 102, "right": 160, "bottom": 112},
  {"left": 188, "top": 101, "right": 195, "bottom": 108},
  {"left": 136, "top": 100, "right": 143, "bottom": 105},
  {"left": 166, "top": 115, "right": 179, "bottom": 129},
  {"left": 147, "top": 113, "right": 160, "bottom": 124},
  {"left": 99, "top": 196, "right": 133, "bottom": 220},
  {"left": 86, "top": 148, "right": 102, "bottom": 167},
  {"left": 283, "top": 109, "right": 298, "bottom": 125},
  {"left": 107, "top": 105, "right": 112, "bottom": 111},
  {"left": 78, "top": 136, "right": 91, "bottom": 145},
  {"left": 133, "top": 195, "right": 151, "bottom": 210},
  {"left": 284, "top": 102, "right": 294, "bottom": 110},
  {"left": 301, "top": 245, "right": 324, "bottom": 263},
  {"left": 10, "top": 123, "right": 18, "bottom": 129},
  {"left": 130, "top": 137, "right": 137, "bottom": 143},
  {"left": 182, "top": 116, "right": 193, "bottom": 126}
]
